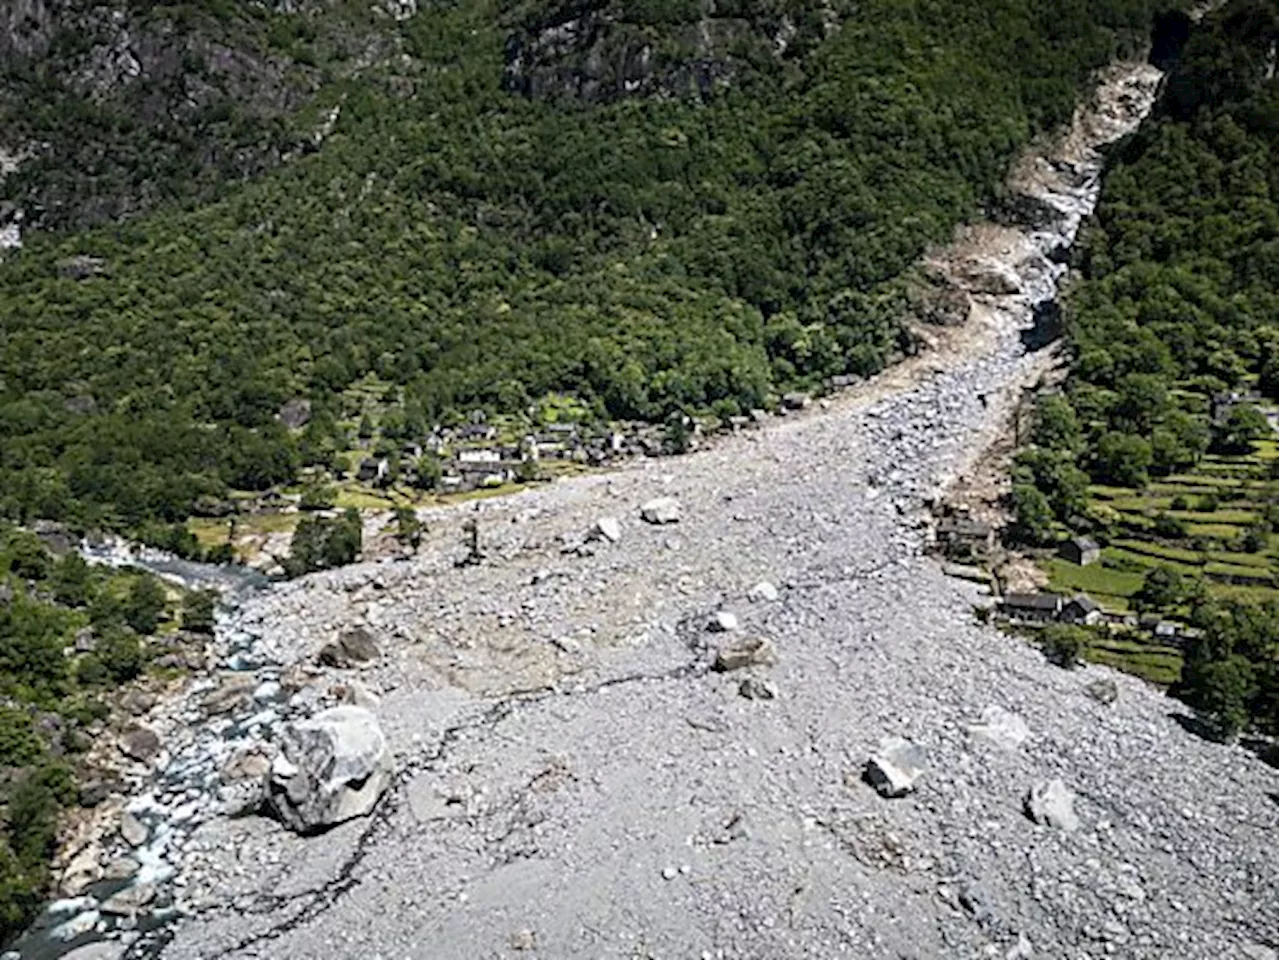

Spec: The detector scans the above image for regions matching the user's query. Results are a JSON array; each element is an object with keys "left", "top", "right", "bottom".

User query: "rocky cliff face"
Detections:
[
  {"left": 0, "top": 0, "right": 403, "bottom": 233},
  {"left": 501, "top": 0, "right": 843, "bottom": 102}
]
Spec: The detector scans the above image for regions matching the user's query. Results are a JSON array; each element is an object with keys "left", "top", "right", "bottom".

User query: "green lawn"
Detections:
[{"left": 1044, "top": 558, "right": 1144, "bottom": 604}]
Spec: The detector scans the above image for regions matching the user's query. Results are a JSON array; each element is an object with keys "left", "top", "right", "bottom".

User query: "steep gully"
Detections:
[{"left": 12, "top": 56, "right": 1274, "bottom": 960}]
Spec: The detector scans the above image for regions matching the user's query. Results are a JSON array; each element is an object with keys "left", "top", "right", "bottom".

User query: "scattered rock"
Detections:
[
  {"left": 640, "top": 497, "right": 681, "bottom": 524},
  {"left": 102, "top": 856, "right": 140, "bottom": 881},
  {"left": 50, "top": 910, "right": 102, "bottom": 945},
  {"left": 100, "top": 882, "right": 155, "bottom": 916},
  {"left": 73, "top": 626, "right": 96, "bottom": 653},
  {"left": 509, "top": 929, "right": 537, "bottom": 951},
  {"left": 712, "top": 636, "right": 777, "bottom": 672},
  {"left": 119, "top": 688, "right": 158, "bottom": 716},
  {"left": 119, "top": 810, "right": 148, "bottom": 847},
  {"left": 738, "top": 676, "right": 777, "bottom": 700},
  {"left": 708, "top": 610, "right": 739, "bottom": 632},
  {"left": 1006, "top": 933, "right": 1033, "bottom": 960},
  {"left": 202, "top": 673, "right": 257, "bottom": 715},
  {"left": 278, "top": 397, "right": 312, "bottom": 429},
  {"left": 1024, "top": 779, "right": 1080, "bottom": 831},
  {"left": 60, "top": 847, "right": 102, "bottom": 895},
  {"left": 57, "top": 254, "right": 106, "bottom": 280},
  {"left": 61, "top": 939, "right": 125, "bottom": 960},
  {"left": 747, "top": 580, "right": 779, "bottom": 602},
  {"left": 590, "top": 516, "right": 622, "bottom": 543},
  {"left": 959, "top": 879, "right": 1000, "bottom": 928},
  {"left": 1085, "top": 679, "right": 1118, "bottom": 705},
  {"left": 661, "top": 866, "right": 678, "bottom": 881},
  {"left": 864, "top": 736, "right": 927, "bottom": 798},
  {"left": 781, "top": 392, "right": 812, "bottom": 410},
  {"left": 222, "top": 745, "right": 273, "bottom": 782},
  {"left": 118, "top": 724, "right": 161, "bottom": 763},
  {"left": 318, "top": 627, "right": 381, "bottom": 668},
  {"left": 967, "top": 705, "right": 1031, "bottom": 750},
  {"left": 335, "top": 680, "right": 382, "bottom": 709},
  {"left": 268, "top": 706, "right": 394, "bottom": 833}
]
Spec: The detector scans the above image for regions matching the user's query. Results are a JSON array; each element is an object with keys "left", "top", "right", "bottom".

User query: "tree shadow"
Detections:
[{"left": 1167, "top": 711, "right": 1221, "bottom": 743}]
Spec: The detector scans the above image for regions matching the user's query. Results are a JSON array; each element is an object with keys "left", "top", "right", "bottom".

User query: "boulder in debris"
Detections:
[
  {"left": 738, "top": 677, "right": 777, "bottom": 700},
  {"left": 640, "top": 497, "right": 681, "bottom": 525},
  {"left": 1085, "top": 678, "right": 1118, "bottom": 705},
  {"left": 1024, "top": 779, "right": 1080, "bottom": 831},
  {"left": 864, "top": 736, "right": 927, "bottom": 798},
  {"left": 966, "top": 705, "right": 1031, "bottom": 750},
  {"left": 590, "top": 516, "right": 622, "bottom": 543},
  {"left": 708, "top": 610, "right": 739, "bottom": 632},
  {"left": 712, "top": 636, "right": 776, "bottom": 672},
  {"left": 267, "top": 706, "right": 394, "bottom": 833},
  {"left": 318, "top": 627, "right": 380, "bottom": 668},
  {"left": 747, "top": 580, "right": 779, "bottom": 602},
  {"left": 118, "top": 725, "right": 161, "bottom": 763}
]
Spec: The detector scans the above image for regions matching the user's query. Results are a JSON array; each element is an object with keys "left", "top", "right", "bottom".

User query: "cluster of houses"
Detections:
[
  {"left": 349, "top": 417, "right": 683, "bottom": 494},
  {"left": 996, "top": 591, "right": 1202, "bottom": 646}
]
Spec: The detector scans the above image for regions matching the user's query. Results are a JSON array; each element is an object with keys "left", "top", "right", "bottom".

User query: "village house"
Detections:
[
  {"left": 1210, "top": 390, "right": 1262, "bottom": 425},
  {"left": 457, "top": 448, "right": 502, "bottom": 464},
  {"left": 1060, "top": 593, "right": 1102, "bottom": 625},
  {"left": 999, "top": 593, "right": 1064, "bottom": 622},
  {"left": 1058, "top": 536, "right": 1100, "bottom": 566}
]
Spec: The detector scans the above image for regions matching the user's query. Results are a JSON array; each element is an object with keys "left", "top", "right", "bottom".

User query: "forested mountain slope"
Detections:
[{"left": 1, "top": 0, "right": 1168, "bottom": 540}]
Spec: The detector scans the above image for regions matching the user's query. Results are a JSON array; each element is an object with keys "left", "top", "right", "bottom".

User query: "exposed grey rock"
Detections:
[
  {"left": 102, "top": 856, "right": 139, "bottom": 881},
  {"left": 278, "top": 397, "right": 312, "bottom": 429},
  {"left": 57, "top": 254, "right": 105, "bottom": 279},
  {"left": 591, "top": 516, "right": 622, "bottom": 543},
  {"left": 967, "top": 705, "right": 1031, "bottom": 750},
  {"left": 738, "top": 676, "right": 777, "bottom": 700},
  {"left": 61, "top": 941, "right": 125, "bottom": 960},
  {"left": 640, "top": 497, "right": 681, "bottom": 525},
  {"left": 318, "top": 626, "right": 380, "bottom": 668},
  {"left": 711, "top": 636, "right": 776, "bottom": 672},
  {"left": 118, "top": 724, "right": 161, "bottom": 763},
  {"left": 708, "top": 610, "right": 739, "bottom": 632},
  {"left": 864, "top": 736, "right": 927, "bottom": 798},
  {"left": 1085, "top": 678, "right": 1118, "bottom": 705},
  {"left": 119, "top": 688, "right": 157, "bottom": 716},
  {"left": 119, "top": 810, "right": 147, "bottom": 847},
  {"left": 781, "top": 392, "right": 812, "bottom": 410},
  {"left": 202, "top": 673, "right": 257, "bottom": 715},
  {"left": 1024, "top": 779, "right": 1080, "bottom": 831},
  {"left": 100, "top": 881, "right": 155, "bottom": 916},
  {"left": 267, "top": 706, "right": 394, "bottom": 833}
]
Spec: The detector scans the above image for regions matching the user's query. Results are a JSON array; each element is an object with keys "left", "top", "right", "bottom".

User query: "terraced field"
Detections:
[{"left": 1044, "top": 440, "right": 1274, "bottom": 611}]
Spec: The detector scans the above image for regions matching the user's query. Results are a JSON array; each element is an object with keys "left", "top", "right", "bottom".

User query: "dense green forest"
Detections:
[
  {"left": 0, "top": 0, "right": 1167, "bottom": 540},
  {"left": 1012, "top": 0, "right": 1278, "bottom": 740},
  {"left": 0, "top": 525, "right": 211, "bottom": 939}
]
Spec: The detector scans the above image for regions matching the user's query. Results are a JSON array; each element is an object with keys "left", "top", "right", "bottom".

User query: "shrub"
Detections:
[{"left": 1041, "top": 625, "right": 1088, "bottom": 669}]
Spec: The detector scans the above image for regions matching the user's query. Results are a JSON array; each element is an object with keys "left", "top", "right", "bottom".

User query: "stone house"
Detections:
[
  {"left": 1060, "top": 593, "right": 1102, "bottom": 625},
  {"left": 1058, "top": 536, "right": 1100, "bottom": 566},
  {"left": 999, "top": 593, "right": 1064, "bottom": 622}
]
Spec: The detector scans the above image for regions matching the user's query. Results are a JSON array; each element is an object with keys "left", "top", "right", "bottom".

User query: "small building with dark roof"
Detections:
[
  {"left": 1060, "top": 593, "right": 1102, "bottom": 625},
  {"left": 1058, "top": 536, "right": 1100, "bottom": 566},
  {"left": 999, "top": 593, "right": 1064, "bottom": 622},
  {"left": 936, "top": 517, "right": 995, "bottom": 560}
]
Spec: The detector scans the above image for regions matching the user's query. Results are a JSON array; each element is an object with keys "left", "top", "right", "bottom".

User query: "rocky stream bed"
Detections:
[{"left": 9, "top": 60, "right": 1277, "bottom": 960}]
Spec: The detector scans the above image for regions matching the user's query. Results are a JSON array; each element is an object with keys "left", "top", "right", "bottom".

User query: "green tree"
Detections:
[
  {"left": 1134, "top": 565, "right": 1185, "bottom": 612},
  {"left": 393, "top": 507, "right": 423, "bottom": 554},
  {"left": 182, "top": 589, "right": 217, "bottom": 635},
  {"left": 1093, "top": 432, "right": 1153, "bottom": 487},
  {"left": 49, "top": 553, "right": 92, "bottom": 607},
  {"left": 123, "top": 574, "right": 166, "bottom": 635},
  {"left": 1032, "top": 395, "right": 1083, "bottom": 453},
  {"left": 1010, "top": 483, "right": 1054, "bottom": 544},
  {"left": 1211, "top": 404, "right": 1270, "bottom": 454},
  {"left": 1182, "top": 656, "right": 1255, "bottom": 741},
  {"left": 1041, "top": 624, "right": 1088, "bottom": 669}
]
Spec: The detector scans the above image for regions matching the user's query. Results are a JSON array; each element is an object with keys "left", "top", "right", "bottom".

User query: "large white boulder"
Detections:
[
  {"left": 640, "top": 497, "right": 681, "bottom": 524},
  {"left": 1024, "top": 779, "right": 1080, "bottom": 831},
  {"left": 268, "top": 706, "right": 394, "bottom": 833},
  {"left": 864, "top": 736, "right": 927, "bottom": 798}
]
